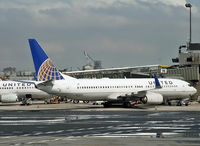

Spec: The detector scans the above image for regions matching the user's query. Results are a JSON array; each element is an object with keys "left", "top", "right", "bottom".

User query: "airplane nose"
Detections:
[{"left": 192, "top": 87, "right": 197, "bottom": 94}]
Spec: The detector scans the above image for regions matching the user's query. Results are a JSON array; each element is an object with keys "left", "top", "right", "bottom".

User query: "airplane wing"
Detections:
[
  {"left": 108, "top": 74, "right": 162, "bottom": 100},
  {"left": 108, "top": 90, "right": 152, "bottom": 100}
]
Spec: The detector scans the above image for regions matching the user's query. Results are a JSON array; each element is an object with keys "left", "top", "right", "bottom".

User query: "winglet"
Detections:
[{"left": 154, "top": 74, "right": 162, "bottom": 89}]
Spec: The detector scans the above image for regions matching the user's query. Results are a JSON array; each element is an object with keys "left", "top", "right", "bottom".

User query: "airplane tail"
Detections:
[{"left": 28, "top": 39, "right": 64, "bottom": 81}]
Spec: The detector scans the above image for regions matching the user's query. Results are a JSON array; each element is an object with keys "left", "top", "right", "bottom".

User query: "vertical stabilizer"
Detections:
[{"left": 28, "top": 39, "right": 64, "bottom": 81}]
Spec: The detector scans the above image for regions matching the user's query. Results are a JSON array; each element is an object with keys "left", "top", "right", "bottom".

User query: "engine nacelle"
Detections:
[
  {"left": 0, "top": 94, "right": 18, "bottom": 103},
  {"left": 142, "top": 92, "right": 163, "bottom": 104}
]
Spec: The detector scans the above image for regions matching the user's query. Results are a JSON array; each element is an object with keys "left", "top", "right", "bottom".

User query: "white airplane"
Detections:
[
  {"left": 28, "top": 39, "right": 197, "bottom": 107},
  {"left": 0, "top": 80, "right": 51, "bottom": 105}
]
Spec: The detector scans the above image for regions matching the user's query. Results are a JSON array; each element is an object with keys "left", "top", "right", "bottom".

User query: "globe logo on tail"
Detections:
[{"left": 37, "top": 58, "right": 64, "bottom": 81}]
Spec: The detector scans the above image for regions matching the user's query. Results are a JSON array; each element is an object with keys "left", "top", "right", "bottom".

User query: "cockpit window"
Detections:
[{"left": 188, "top": 84, "right": 192, "bottom": 87}]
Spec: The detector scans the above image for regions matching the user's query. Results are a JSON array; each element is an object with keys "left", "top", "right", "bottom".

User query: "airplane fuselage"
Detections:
[{"left": 38, "top": 78, "right": 196, "bottom": 102}]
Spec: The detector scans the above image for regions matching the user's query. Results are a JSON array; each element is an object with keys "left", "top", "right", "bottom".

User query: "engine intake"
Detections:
[
  {"left": 0, "top": 94, "right": 18, "bottom": 103},
  {"left": 142, "top": 92, "right": 163, "bottom": 104}
]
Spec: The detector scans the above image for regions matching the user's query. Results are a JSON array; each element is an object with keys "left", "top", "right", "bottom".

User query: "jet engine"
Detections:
[
  {"left": 142, "top": 92, "right": 163, "bottom": 104},
  {"left": 0, "top": 94, "right": 18, "bottom": 103}
]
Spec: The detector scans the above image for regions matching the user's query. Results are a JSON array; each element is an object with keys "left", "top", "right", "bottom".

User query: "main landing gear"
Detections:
[
  {"left": 21, "top": 98, "right": 32, "bottom": 105},
  {"left": 103, "top": 101, "right": 139, "bottom": 108}
]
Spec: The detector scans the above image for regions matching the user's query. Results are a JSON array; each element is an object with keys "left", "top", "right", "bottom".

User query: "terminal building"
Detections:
[{"left": 172, "top": 43, "right": 200, "bottom": 82}]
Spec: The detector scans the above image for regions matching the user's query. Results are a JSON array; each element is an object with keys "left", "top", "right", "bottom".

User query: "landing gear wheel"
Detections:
[
  {"left": 65, "top": 99, "right": 72, "bottom": 103},
  {"left": 21, "top": 98, "right": 32, "bottom": 106},
  {"left": 177, "top": 102, "right": 182, "bottom": 106},
  {"left": 83, "top": 100, "right": 89, "bottom": 104},
  {"left": 73, "top": 100, "right": 79, "bottom": 104}
]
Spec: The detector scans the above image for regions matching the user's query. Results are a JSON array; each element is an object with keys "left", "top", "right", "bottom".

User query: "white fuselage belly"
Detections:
[{"left": 46, "top": 78, "right": 196, "bottom": 101}]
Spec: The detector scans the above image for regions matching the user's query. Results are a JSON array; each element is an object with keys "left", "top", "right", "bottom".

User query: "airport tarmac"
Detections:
[
  {"left": 0, "top": 102, "right": 200, "bottom": 146},
  {"left": 0, "top": 136, "right": 200, "bottom": 146},
  {"left": 0, "top": 101, "right": 200, "bottom": 111},
  {"left": 0, "top": 108, "right": 200, "bottom": 146}
]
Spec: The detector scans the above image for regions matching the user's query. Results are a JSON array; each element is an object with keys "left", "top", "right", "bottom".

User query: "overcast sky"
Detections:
[{"left": 0, "top": 0, "right": 200, "bottom": 71}]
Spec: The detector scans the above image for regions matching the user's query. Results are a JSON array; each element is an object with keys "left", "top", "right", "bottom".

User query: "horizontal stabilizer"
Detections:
[{"left": 36, "top": 80, "right": 54, "bottom": 87}]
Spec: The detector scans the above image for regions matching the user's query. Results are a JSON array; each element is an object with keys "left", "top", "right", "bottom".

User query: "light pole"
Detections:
[{"left": 185, "top": 3, "right": 192, "bottom": 43}]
